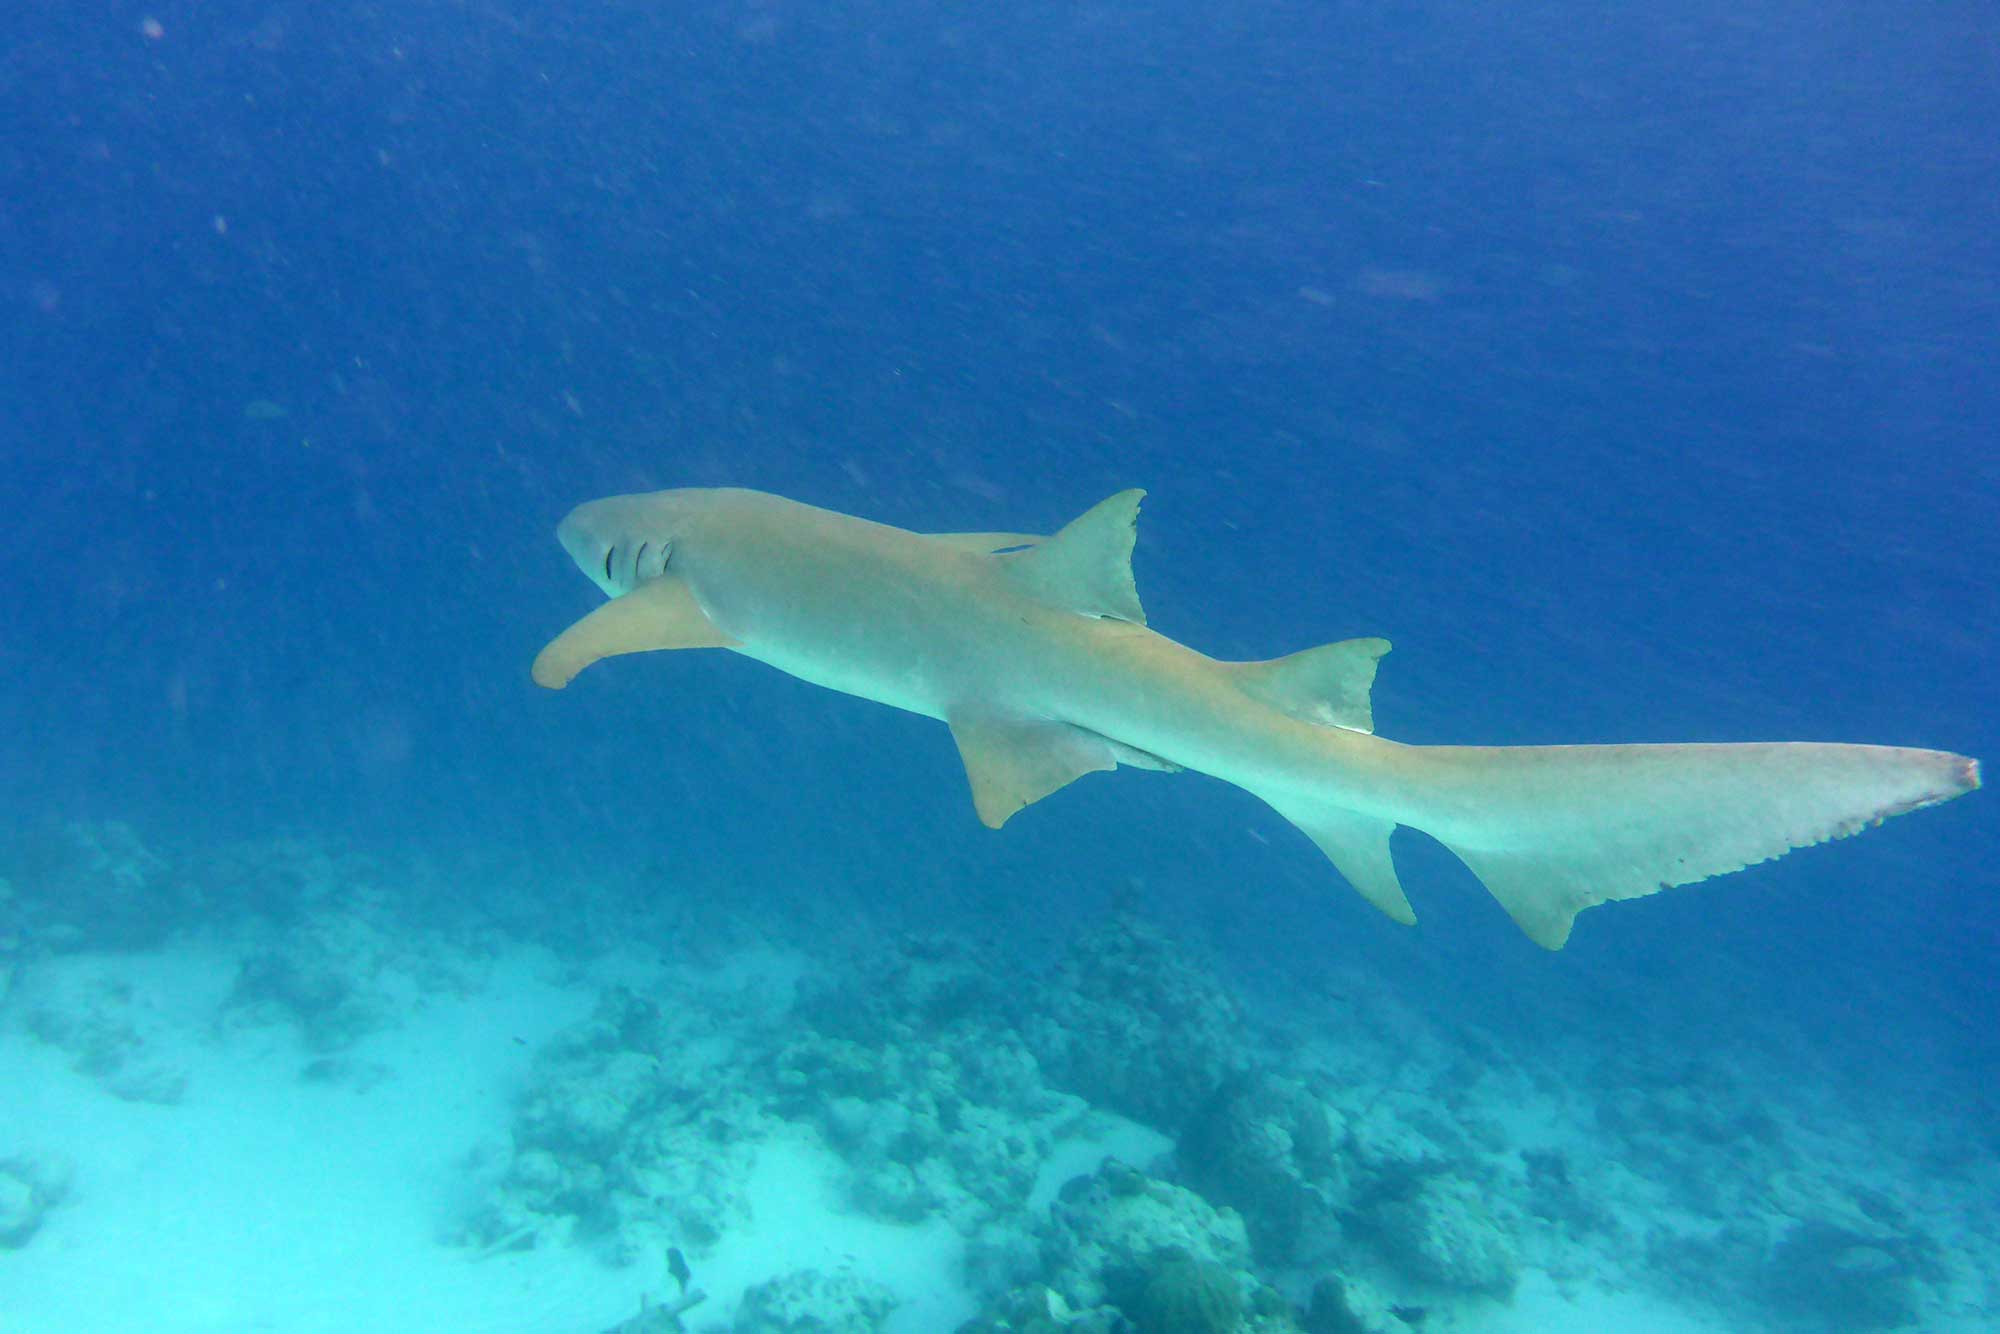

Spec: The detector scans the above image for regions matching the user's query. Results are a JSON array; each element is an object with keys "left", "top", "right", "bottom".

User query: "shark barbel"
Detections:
[{"left": 534, "top": 487, "right": 1977, "bottom": 948}]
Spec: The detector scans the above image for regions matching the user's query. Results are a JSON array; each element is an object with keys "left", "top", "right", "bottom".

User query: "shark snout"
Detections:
[{"left": 557, "top": 499, "right": 676, "bottom": 597}]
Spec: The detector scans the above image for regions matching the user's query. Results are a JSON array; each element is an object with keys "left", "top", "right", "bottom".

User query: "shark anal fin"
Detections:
[
  {"left": 1000, "top": 489, "right": 1147, "bottom": 624},
  {"left": 1264, "top": 798, "right": 1416, "bottom": 925},
  {"left": 926, "top": 531, "right": 1045, "bottom": 554},
  {"left": 1440, "top": 845, "right": 1585, "bottom": 950},
  {"left": 948, "top": 714, "right": 1129, "bottom": 828},
  {"left": 531, "top": 577, "right": 737, "bottom": 689},
  {"left": 1233, "top": 637, "right": 1391, "bottom": 734}
]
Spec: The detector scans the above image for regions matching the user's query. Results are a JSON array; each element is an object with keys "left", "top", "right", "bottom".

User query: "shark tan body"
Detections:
[{"left": 535, "top": 487, "right": 1978, "bottom": 948}]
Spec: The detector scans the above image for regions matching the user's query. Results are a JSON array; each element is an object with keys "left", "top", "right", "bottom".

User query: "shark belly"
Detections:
[
  {"left": 692, "top": 541, "right": 986, "bottom": 724},
  {"left": 731, "top": 635, "right": 951, "bottom": 721}
]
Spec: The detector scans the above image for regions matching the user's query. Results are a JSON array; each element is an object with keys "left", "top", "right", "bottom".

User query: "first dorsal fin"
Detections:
[
  {"left": 1232, "top": 638, "right": 1391, "bottom": 734},
  {"left": 999, "top": 489, "right": 1146, "bottom": 624}
]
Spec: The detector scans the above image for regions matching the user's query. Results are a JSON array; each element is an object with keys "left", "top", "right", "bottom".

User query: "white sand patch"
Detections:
[
  {"left": 674, "top": 1126, "right": 975, "bottom": 1333},
  {"left": 1476, "top": 1269, "right": 1729, "bottom": 1334},
  {"left": 0, "top": 940, "right": 984, "bottom": 1333},
  {"left": 0, "top": 944, "right": 650, "bottom": 1332}
]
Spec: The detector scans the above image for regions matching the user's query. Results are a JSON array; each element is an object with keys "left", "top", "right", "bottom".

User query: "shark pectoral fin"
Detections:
[
  {"left": 999, "top": 489, "right": 1147, "bottom": 624},
  {"left": 1232, "top": 638, "right": 1392, "bottom": 733},
  {"left": 949, "top": 714, "right": 1121, "bottom": 829},
  {"left": 531, "top": 577, "right": 737, "bottom": 689},
  {"left": 926, "top": 531, "right": 1046, "bottom": 554},
  {"left": 1264, "top": 798, "right": 1417, "bottom": 925}
]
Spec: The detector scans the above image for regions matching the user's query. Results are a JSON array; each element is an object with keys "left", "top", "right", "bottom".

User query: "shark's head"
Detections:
[{"left": 556, "top": 489, "right": 706, "bottom": 598}]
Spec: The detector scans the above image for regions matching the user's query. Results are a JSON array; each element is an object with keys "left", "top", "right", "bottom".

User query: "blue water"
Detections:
[{"left": 2, "top": 2, "right": 1995, "bottom": 1330}]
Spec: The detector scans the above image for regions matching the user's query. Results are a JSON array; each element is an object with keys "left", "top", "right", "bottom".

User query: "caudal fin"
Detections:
[
  {"left": 1279, "top": 741, "right": 1977, "bottom": 948},
  {"left": 1417, "top": 742, "right": 1977, "bottom": 947}
]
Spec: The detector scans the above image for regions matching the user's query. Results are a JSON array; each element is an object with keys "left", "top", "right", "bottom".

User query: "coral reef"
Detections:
[
  {"left": 1363, "top": 1174, "right": 1519, "bottom": 1297},
  {"left": 1124, "top": 1247, "right": 1245, "bottom": 1334},
  {"left": 1517, "top": 1146, "right": 1615, "bottom": 1238},
  {"left": 14, "top": 963, "right": 188, "bottom": 1104},
  {"left": 463, "top": 985, "right": 765, "bottom": 1261},
  {"left": 465, "top": 919, "right": 1566, "bottom": 1328},
  {"left": 28, "top": 817, "right": 1973, "bottom": 1334},
  {"left": 1298, "top": 1277, "right": 1373, "bottom": 1334},
  {"left": 732, "top": 1268, "right": 899, "bottom": 1333},
  {"left": 2, "top": 821, "right": 179, "bottom": 950},
  {"left": 222, "top": 931, "right": 391, "bottom": 1053},
  {"left": 960, "top": 1159, "right": 1312, "bottom": 1333},
  {"left": 0, "top": 1152, "right": 72, "bottom": 1249},
  {"left": 1023, "top": 914, "right": 1251, "bottom": 1134},
  {"left": 0, "top": 876, "right": 20, "bottom": 997},
  {"left": 1571, "top": 1040, "right": 1974, "bottom": 1330},
  {"left": 1177, "top": 1072, "right": 1349, "bottom": 1262},
  {"left": 182, "top": 833, "right": 385, "bottom": 924},
  {"left": 954, "top": 1283, "right": 1097, "bottom": 1334},
  {"left": 1176, "top": 1066, "right": 1525, "bottom": 1309},
  {"left": 203, "top": 835, "right": 484, "bottom": 1060},
  {"left": 777, "top": 934, "right": 1088, "bottom": 1229},
  {"left": 0, "top": 815, "right": 1985, "bottom": 1334},
  {"left": 1041, "top": 1160, "right": 1253, "bottom": 1311},
  {"left": 1757, "top": 1218, "right": 1937, "bottom": 1331}
]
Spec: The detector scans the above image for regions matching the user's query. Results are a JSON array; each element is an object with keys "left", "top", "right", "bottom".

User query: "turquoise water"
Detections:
[{"left": 1, "top": 3, "right": 1993, "bottom": 1330}]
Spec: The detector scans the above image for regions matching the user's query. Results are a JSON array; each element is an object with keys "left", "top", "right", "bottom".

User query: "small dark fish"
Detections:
[{"left": 666, "top": 1246, "right": 691, "bottom": 1296}]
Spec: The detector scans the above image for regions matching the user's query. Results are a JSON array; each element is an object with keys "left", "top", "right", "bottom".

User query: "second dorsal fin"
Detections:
[{"left": 1231, "top": 638, "right": 1391, "bottom": 733}]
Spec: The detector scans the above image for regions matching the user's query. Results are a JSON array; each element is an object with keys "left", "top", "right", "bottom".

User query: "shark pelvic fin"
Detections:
[
  {"left": 999, "top": 489, "right": 1147, "bottom": 624},
  {"left": 531, "top": 577, "right": 737, "bottom": 689},
  {"left": 948, "top": 714, "right": 1128, "bottom": 828},
  {"left": 1232, "top": 637, "right": 1391, "bottom": 734}
]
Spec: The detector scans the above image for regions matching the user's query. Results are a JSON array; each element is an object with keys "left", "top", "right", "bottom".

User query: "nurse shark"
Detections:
[{"left": 533, "top": 487, "right": 1977, "bottom": 948}]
